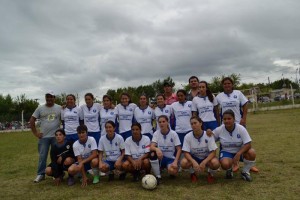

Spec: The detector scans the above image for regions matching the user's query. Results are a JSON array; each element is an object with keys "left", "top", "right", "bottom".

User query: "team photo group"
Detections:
[{"left": 30, "top": 76, "right": 258, "bottom": 188}]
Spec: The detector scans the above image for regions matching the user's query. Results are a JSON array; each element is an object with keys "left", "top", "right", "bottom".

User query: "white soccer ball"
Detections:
[{"left": 141, "top": 174, "right": 157, "bottom": 190}]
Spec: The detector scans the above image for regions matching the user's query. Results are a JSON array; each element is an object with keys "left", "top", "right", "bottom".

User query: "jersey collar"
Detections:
[
  {"left": 106, "top": 133, "right": 116, "bottom": 142},
  {"left": 225, "top": 123, "right": 236, "bottom": 136},
  {"left": 193, "top": 130, "right": 204, "bottom": 142}
]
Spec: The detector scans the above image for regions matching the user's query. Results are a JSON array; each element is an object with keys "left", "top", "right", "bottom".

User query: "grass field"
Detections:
[{"left": 0, "top": 109, "right": 299, "bottom": 200}]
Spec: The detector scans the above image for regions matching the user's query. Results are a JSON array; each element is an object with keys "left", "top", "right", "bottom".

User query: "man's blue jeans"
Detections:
[{"left": 37, "top": 137, "right": 56, "bottom": 175}]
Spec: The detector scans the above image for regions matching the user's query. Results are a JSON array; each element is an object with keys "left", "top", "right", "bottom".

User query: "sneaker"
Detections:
[
  {"left": 119, "top": 172, "right": 127, "bottom": 181},
  {"left": 100, "top": 172, "right": 106, "bottom": 177},
  {"left": 250, "top": 166, "right": 259, "bottom": 173},
  {"left": 156, "top": 177, "right": 162, "bottom": 185},
  {"left": 241, "top": 172, "right": 252, "bottom": 182},
  {"left": 207, "top": 173, "right": 215, "bottom": 184},
  {"left": 67, "top": 176, "right": 75, "bottom": 186},
  {"left": 132, "top": 171, "right": 140, "bottom": 182},
  {"left": 108, "top": 173, "right": 114, "bottom": 181},
  {"left": 34, "top": 175, "right": 45, "bottom": 183},
  {"left": 190, "top": 173, "right": 198, "bottom": 183},
  {"left": 225, "top": 169, "right": 233, "bottom": 179},
  {"left": 93, "top": 176, "right": 100, "bottom": 184}
]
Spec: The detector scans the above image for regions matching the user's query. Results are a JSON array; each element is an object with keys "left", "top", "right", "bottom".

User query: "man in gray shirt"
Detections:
[{"left": 30, "top": 91, "right": 62, "bottom": 183}]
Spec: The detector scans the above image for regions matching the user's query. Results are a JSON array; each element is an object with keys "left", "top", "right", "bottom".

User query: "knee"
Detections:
[
  {"left": 100, "top": 164, "right": 109, "bottom": 172},
  {"left": 122, "top": 161, "right": 131, "bottom": 171},
  {"left": 143, "top": 159, "right": 150, "bottom": 167},
  {"left": 180, "top": 158, "right": 190, "bottom": 169},
  {"left": 45, "top": 167, "right": 52, "bottom": 176},
  {"left": 168, "top": 166, "right": 178, "bottom": 176},
  {"left": 209, "top": 158, "right": 220, "bottom": 170},
  {"left": 64, "top": 157, "right": 74, "bottom": 166},
  {"left": 244, "top": 148, "right": 256, "bottom": 160},
  {"left": 115, "top": 161, "right": 122, "bottom": 170},
  {"left": 91, "top": 158, "right": 99, "bottom": 168},
  {"left": 68, "top": 165, "right": 77, "bottom": 175},
  {"left": 220, "top": 159, "right": 232, "bottom": 170}
]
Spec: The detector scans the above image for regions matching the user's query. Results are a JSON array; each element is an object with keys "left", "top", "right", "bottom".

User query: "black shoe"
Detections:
[
  {"left": 225, "top": 169, "right": 233, "bottom": 179},
  {"left": 156, "top": 177, "right": 162, "bottom": 185},
  {"left": 241, "top": 172, "right": 252, "bottom": 182},
  {"left": 119, "top": 172, "right": 127, "bottom": 181},
  {"left": 108, "top": 173, "right": 114, "bottom": 181},
  {"left": 169, "top": 175, "right": 176, "bottom": 179},
  {"left": 132, "top": 170, "right": 140, "bottom": 182}
]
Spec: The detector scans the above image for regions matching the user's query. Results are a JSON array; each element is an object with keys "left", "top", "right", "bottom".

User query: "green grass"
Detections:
[{"left": 0, "top": 109, "right": 300, "bottom": 200}]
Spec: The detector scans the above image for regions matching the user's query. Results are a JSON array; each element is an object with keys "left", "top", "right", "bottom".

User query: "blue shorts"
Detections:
[
  {"left": 104, "top": 160, "right": 116, "bottom": 171},
  {"left": 143, "top": 133, "right": 153, "bottom": 140},
  {"left": 203, "top": 121, "right": 218, "bottom": 130},
  {"left": 75, "top": 162, "right": 91, "bottom": 171},
  {"left": 120, "top": 130, "right": 132, "bottom": 141},
  {"left": 177, "top": 132, "right": 189, "bottom": 147},
  {"left": 66, "top": 134, "right": 78, "bottom": 143},
  {"left": 191, "top": 155, "right": 204, "bottom": 164},
  {"left": 160, "top": 156, "right": 175, "bottom": 169},
  {"left": 88, "top": 131, "right": 101, "bottom": 145},
  {"left": 219, "top": 151, "right": 244, "bottom": 162}
]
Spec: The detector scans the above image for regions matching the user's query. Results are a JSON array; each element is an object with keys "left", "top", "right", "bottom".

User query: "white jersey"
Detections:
[
  {"left": 152, "top": 129, "right": 181, "bottom": 159},
  {"left": 98, "top": 133, "right": 125, "bottom": 162},
  {"left": 192, "top": 96, "right": 218, "bottom": 122},
  {"left": 213, "top": 123, "right": 252, "bottom": 154},
  {"left": 73, "top": 136, "right": 97, "bottom": 159},
  {"left": 116, "top": 103, "right": 137, "bottom": 133},
  {"left": 134, "top": 106, "right": 155, "bottom": 135},
  {"left": 171, "top": 101, "right": 193, "bottom": 133},
  {"left": 182, "top": 131, "right": 218, "bottom": 160},
  {"left": 80, "top": 103, "right": 102, "bottom": 132},
  {"left": 99, "top": 108, "right": 118, "bottom": 136},
  {"left": 61, "top": 106, "right": 83, "bottom": 135},
  {"left": 125, "top": 135, "right": 150, "bottom": 160},
  {"left": 154, "top": 105, "right": 172, "bottom": 131},
  {"left": 216, "top": 90, "right": 248, "bottom": 123}
]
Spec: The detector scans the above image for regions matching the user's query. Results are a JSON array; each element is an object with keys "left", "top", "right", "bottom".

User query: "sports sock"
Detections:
[
  {"left": 92, "top": 168, "right": 99, "bottom": 176},
  {"left": 189, "top": 167, "right": 195, "bottom": 174},
  {"left": 207, "top": 168, "right": 217, "bottom": 176},
  {"left": 242, "top": 159, "right": 255, "bottom": 173},
  {"left": 150, "top": 159, "right": 161, "bottom": 178}
]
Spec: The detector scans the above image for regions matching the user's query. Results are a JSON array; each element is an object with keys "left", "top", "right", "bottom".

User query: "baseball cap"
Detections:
[{"left": 45, "top": 90, "right": 55, "bottom": 96}]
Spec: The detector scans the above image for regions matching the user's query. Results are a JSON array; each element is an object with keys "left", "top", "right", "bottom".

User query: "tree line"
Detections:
[{"left": 1, "top": 74, "right": 298, "bottom": 123}]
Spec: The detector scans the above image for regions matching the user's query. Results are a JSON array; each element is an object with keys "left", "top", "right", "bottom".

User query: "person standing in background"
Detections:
[{"left": 30, "top": 91, "right": 62, "bottom": 183}]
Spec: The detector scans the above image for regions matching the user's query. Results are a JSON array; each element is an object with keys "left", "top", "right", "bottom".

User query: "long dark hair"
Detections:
[{"left": 200, "top": 81, "right": 214, "bottom": 103}]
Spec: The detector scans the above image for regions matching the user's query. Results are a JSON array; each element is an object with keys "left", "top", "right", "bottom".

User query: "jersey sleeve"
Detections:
[
  {"left": 124, "top": 139, "right": 131, "bottom": 156},
  {"left": 61, "top": 109, "right": 65, "bottom": 121},
  {"left": 144, "top": 137, "right": 151, "bottom": 153},
  {"left": 73, "top": 143, "right": 81, "bottom": 157},
  {"left": 90, "top": 137, "right": 97, "bottom": 150},
  {"left": 119, "top": 136, "right": 125, "bottom": 150},
  {"left": 173, "top": 132, "right": 181, "bottom": 146},
  {"left": 152, "top": 131, "right": 159, "bottom": 144},
  {"left": 212, "top": 126, "right": 221, "bottom": 141},
  {"left": 98, "top": 138, "right": 104, "bottom": 151},
  {"left": 191, "top": 99, "right": 197, "bottom": 112},
  {"left": 239, "top": 125, "right": 252, "bottom": 144},
  {"left": 238, "top": 91, "right": 248, "bottom": 106},
  {"left": 32, "top": 106, "right": 41, "bottom": 119},
  {"left": 212, "top": 95, "right": 218, "bottom": 106},
  {"left": 207, "top": 136, "right": 218, "bottom": 152},
  {"left": 182, "top": 134, "right": 190, "bottom": 152}
]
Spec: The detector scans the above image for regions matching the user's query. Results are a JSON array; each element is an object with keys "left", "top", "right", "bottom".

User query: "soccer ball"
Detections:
[{"left": 141, "top": 174, "right": 157, "bottom": 190}]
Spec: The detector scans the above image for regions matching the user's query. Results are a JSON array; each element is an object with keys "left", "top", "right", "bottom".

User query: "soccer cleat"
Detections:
[
  {"left": 156, "top": 177, "right": 162, "bottom": 185},
  {"left": 250, "top": 166, "right": 259, "bottom": 173},
  {"left": 225, "top": 169, "right": 233, "bottom": 179},
  {"left": 100, "top": 172, "right": 106, "bottom": 177},
  {"left": 108, "top": 173, "right": 115, "bottom": 181},
  {"left": 207, "top": 173, "right": 215, "bottom": 184},
  {"left": 67, "top": 176, "right": 75, "bottom": 186},
  {"left": 190, "top": 173, "right": 198, "bottom": 183},
  {"left": 119, "top": 172, "right": 127, "bottom": 180},
  {"left": 93, "top": 175, "right": 100, "bottom": 184},
  {"left": 241, "top": 172, "right": 252, "bottom": 182},
  {"left": 34, "top": 175, "right": 45, "bottom": 183},
  {"left": 132, "top": 170, "right": 140, "bottom": 182}
]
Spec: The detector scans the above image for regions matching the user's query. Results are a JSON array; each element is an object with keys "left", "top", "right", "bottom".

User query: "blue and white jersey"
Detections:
[
  {"left": 192, "top": 96, "right": 218, "bottom": 122},
  {"left": 152, "top": 129, "right": 181, "bottom": 159},
  {"left": 98, "top": 133, "right": 125, "bottom": 162},
  {"left": 216, "top": 90, "right": 248, "bottom": 123},
  {"left": 171, "top": 101, "right": 193, "bottom": 133},
  {"left": 100, "top": 108, "right": 118, "bottom": 136},
  {"left": 154, "top": 105, "right": 172, "bottom": 131},
  {"left": 81, "top": 103, "right": 102, "bottom": 132},
  {"left": 73, "top": 136, "right": 97, "bottom": 159},
  {"left": 182, "top": 131, "right": 218, "bottom": 160},
  {"left": 116, "top": 103, "right": 137, "bottom": 133},
  {"left": 213, "top": 123, "right": 252, "bottom": 154},
  {"left": 134, "top": 106, "right": 155, "bottom": 135},
  {"left": 125, "top": 135, "right": 150, "bottom": 160},
  {"left": 61, "top": 106, "right": 83, "bottom": 135}
]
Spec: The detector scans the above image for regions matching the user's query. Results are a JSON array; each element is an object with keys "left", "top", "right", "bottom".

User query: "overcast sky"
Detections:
[{"left": 1, "top": 0, "right": 300, "bottom": 104}]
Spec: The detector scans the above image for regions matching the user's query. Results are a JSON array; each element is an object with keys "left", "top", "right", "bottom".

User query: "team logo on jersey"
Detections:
[
  {"left": 93, "top": 109, "right": 96, "bottom": 113},
  {"left": 237, "top": 134, "right": 241, "bottom": 138},
  {"left": 205, "top": 139, "right": 208, "bottom": 143},
  {"left": 148, "top": 111, "right": 152, "bottom": 115},
  {"left": 188, "top": 104, "right": 191, "bottom": 107},
  {"left": 66, "top": 145, "right": 70, "bottom": 149},
  {"left": 129, "top": 108, "right": 133, "bottom": 111},
  {"left": 142, "top": 145, "right": 145, "bottom": 149},
  {"left": 74, "top": 111, "right": 77, "bottom": 114},
  {"left": 88, "top": 144, "right": 91, "bottom": 148},
  {"left": 170, "top": 138, "right": 173, "bottom": 143},
  {"left": 115, "top": 142, "right": 118, "bottom": 146},
  {"left": 234, "top": 95, "right": 237, "bottom": 98},
  {"left": 165, "top": 110, "right": 169, "bottom": 113},
  {"left": 110, "top": 112, "right": 114, "bottom": 115}
]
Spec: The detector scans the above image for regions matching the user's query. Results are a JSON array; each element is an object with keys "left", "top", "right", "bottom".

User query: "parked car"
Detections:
[
  {"left": 260, "top": 96, "right": 271, "bottom": 103},
  {"left": 274, "top": 96, "right": 282, "bottom": 101}
]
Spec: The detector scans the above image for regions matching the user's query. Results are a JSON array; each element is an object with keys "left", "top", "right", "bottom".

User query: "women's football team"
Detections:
[{"left": 48, "top": 76, "right": 257, "bottom": 187}]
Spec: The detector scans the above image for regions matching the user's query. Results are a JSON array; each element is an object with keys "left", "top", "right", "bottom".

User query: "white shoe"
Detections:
[
  {"left": 34, "top": 175, "right": 45, "bottom": 183},
  {"left": 100, "top": 172, "right": 106, "bottom": 177}
]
